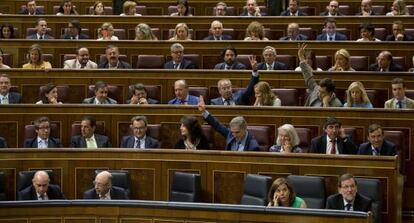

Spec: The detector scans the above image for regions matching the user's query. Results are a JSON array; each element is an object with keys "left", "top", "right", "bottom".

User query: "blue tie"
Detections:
[
  {"left": 328, "top": 36, "right": 333, "bottom": 41},
  {"left": 345, "top": 203, "right": 352, "bottom": 211},
  {"left": 397, "top": 100, "right": 402, "bottom": 109}
]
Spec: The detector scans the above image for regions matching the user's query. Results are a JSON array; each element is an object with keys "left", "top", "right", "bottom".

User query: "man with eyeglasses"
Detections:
[
  {"left": 326, "top": 173, "right": 372, "bottom": 212},
  {"left": 24, "top": 116, "right": 62, "bottom": 148},
  {"left": 60, "top": 20, "right": 89, "bottom": 40},
  {"left": 164, "top": 43, "right": 197, "bottom": 69},
  {"left": 18, "top": 170, "right": 65, "bottom": 200},
  {"left": 84, "top": 171, "right": 128, "bottom": 199},
  {"left": 121, "top": 116, "right": 160, "bottom": 148}
]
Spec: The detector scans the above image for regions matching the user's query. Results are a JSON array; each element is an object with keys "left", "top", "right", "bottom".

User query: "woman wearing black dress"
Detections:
[{"left": 175, "top": 116, "right": 210, "bottom": 150}]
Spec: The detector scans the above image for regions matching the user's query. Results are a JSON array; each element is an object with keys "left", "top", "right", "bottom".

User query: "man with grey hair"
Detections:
[
  {"left": 257, "top": 46, "right": 289, "bottom": 70},
  {"left": 0, "top": 74, "right": 21, "bottom": 104},
  {"left": 18, "top": 170, "right": 65, "bottom": 200},
  {"left": 280, "top": 23, "right": 308, "bottom": 41},
  {"left": 204, "top": 20, "right": 232, "bottom": 40},
  {"left": 98, "top": 45, "right": 131, "bottom": 69},
  {"left": 121, "top": 115, "right": 160, "bottom": 148},
  {"left": 198, "top": 95, "right": 259, "bottom": 151},
  {"left": 369, "top": 51, "right": 404, "bottom": 72},
  {"left": 164, "top": 43, "right": 197, "bottom": 69},
  {"left": 84, "top": 171, "right": 128, "bottom": 199},
  {"left": 168, "top": 79, "right": 199, "bottom": 105}
]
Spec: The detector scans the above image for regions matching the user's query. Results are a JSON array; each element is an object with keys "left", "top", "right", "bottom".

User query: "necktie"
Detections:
[
  {"left": 39, "top": 36, "right": 43, "bottom": 40},
  {"left": 39, "top": 193, "right": 45, "bottom": 200},
  {"left": 267, "top": 64, "right": 272, "bottom": 70},
  {"left": 180, "top": 100, "right": 186, "bottom": 104},
  {"left": 328, "top": 36, "right": 333, "bottom": 41},
  {"left": 224, "top": 99, "right": 231, "bottom": 105},
  {"left": 225, "top": 65, "right": 231, "bottom": 70},
  {"left": 173, "top": 63, "right": 179, "bottom": 69},
  {"left": 345, "top": 203, "right": 352, "bottom": 211},
  {"left": 134, "top": 139, "right": 141, "bottom": 148},
  {"left": 397, "top": 100, "right": 402, "bottom": 109},
  {"left": 330, "top": 139, "right": 336, "bottom": 154},
  {"left": 237, "top": 142, "right": 243, "bottom": 151},
  {"left": 373, "top": 147, "right": 380, "bottom": 155},
  {"left": 39, "top": 140, "right": 47, "bottom": 148}
]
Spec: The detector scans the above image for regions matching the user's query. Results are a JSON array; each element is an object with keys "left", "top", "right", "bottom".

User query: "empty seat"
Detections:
[
  {"left": 338, "top": 5, "right": 353, "bottom": 15},
  {"left": 383, "top": 130, "right": 403, "bottom": 152},
  {"left": 87, "top": 84, "right": 122, "bottom": 103},
  {"left": 342, "top": 127, "right": 358, "bottom": 146},
  {"left": 17, "top": 170, "right": 54, "bottom": 199},
  {"left": 355, "top": 178, "right": 382, "bottom": 223},
  {"left": 316, "top": 55, "right": 332, "bottom": 71},
  {"left": 372, "top": 5, "right": 386, "bottom": 15},
  {"left": 95, "top": 170, "right": 131, "bottom": 197},
  {"left": 147, "top": 124, "right": 162, "bottom": 145},
  {"left": 405, "top": 90, "right": 414, "bottom": 99},
  {"left": 201, "top": 125, "right": 214, "bottom": 149},
  {"left": 1, "top": 54, "right": 12, "bottom": 67},
  {"left": 136, "top": 55, "right": 165, "bottom": 69},
  {"left": 170, "top": 172, "right": 201, "bottom": 202},
  {"left": 335, "top": 28, "right": 351, "bottom": 39},
  {"left": 295, "top": 128, "right": 311, "bottom": 152},
  {"left": 236, "top": 55, "right": 252, "bottom": 70},
  {"left": 374, "top": 28, "right": 388, "bottom": 41},
  {"left": 366, "top": 89, "right": 379, "bottom": 108},
  {"left": 240, "top": 174, "right": 272, "bottom": 205},
  {"left": 135, "top": 5, "right": 147, "bottom": 15},
  {"left": 38, "top": 85, "right": 70, "bottom": 103},
  {"left": 272, "top": 88, "right": 298, "bottom": 106},
  {"left": 299, "top": 27, "right": 315, "bottom": 40},
  {"left": 113, "top": 29, "right": 126, "bottom": 40},
  {"left": 287, "top": 175, "right": 326, "bottom": 209},
  {"left": 407, "top": 5, "right": 414, "bottom": 15},
  {"left": 276, "top": 55, "right": 297, "bottom": 70},
  {"left": 405, "top": 29, "right": 414, "bottom": 41},
  {"left": 392, "top": 56, "right": 406, "bottom": 71},
  {"left": 299, "top": 6, "right": 315, "bottom": 15},
  {"left": 350, "top": 56, "right": 369, "bottom": 71},
  {"left": 0, "top": 172, "right": 6, "bottom": 201},
  {"left": 189, "top": 87, "right": 208, "bottom": 103},
  {"left": 247, "top": 126, "right": 272, "bottom": 151},
  {"left": 183, "top": 54, "right": 200, "bottom": 69}
]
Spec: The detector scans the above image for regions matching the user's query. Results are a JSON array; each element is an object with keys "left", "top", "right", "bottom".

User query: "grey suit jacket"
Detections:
[
  {"left": 64, "top": 59, "right": 97, "bottom": 69},
  {"left": 384, "top": 97, "right": 414, "bottom": 109}
]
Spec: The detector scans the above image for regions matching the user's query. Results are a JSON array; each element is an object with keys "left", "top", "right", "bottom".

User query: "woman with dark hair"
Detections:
[
  {"left": 36, "top": 83, "right": 62, "bottom": 104},
  {"left": 294, "top": 50, "right": 323, "bottom": 71},
  {"left": 22, "top": 44, "right": 52, "bottom": 69},
  {"left": 56, "top": 0, "right": 78, "bottom": 15},
  {"left": 170, "top": 0, "right": 192, "bottom": 16},
  {"left": 244, "top": 21, "right": 269, "bottom": 41},
  {"left": 267, "top": 177, "right": 307, "bottom": 208},
  {"left": 1, "top": 24, "right": 16, "bottom": 39},
  {"left": 175, "top": 116, "right": 209, "bottom": 150},
  {"left": 91, "top": 1, "right": 105, "bottom": 15},
  {"left": 357, "top": 23, "right": 381, "bottom": 41}
]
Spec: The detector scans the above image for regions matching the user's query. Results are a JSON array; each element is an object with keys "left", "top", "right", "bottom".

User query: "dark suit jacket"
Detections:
[
  {"left": 210, "top": 75, "right": 259, "bottom": 105},
  {"left": 26, "top": 34, "right": 54, "bottom": 39},
  {"left": 320, "top": 11, "right": 344, "bottom": 16},
  {"left": 280, "top": 9, "right": 307, "bottom": 16},
  {"left": 24, "top": 137, "right": 62, "bottom": 148},
  {"left": 174, "top": 136, "right": 210, "bottom": 150},
  {"left": 326, "top": 193, "right": 372, "bottom": 212},
  {"left": 385, "top": 34, "right": 414, "bottom": 41},
  {"left": 82, "top": 96, "right": 117, "bottom": 104},
  {"left": 204, "top": 113, "right": 260, "bottom": 151},
  {"left": 60, "top": 33, "right": 89, "bottom": 39},
  {"left": 316, "top": 32, "right": 348, "bottom": 41},
  {"left": 214, "top": 62, "right": 246, "bottom": 70},
  {"left": 6, "top": 92, "right": 22, "bottom": 104},
  {"left": 18, "top": 184, "right": 65, "bottom": 200},
  {"left": 310, "top": 135, "right": 357, "bottom": 154},
  {"left": 164, "top": 59, "right": 197, "bottom": 69},
  {"left": 257, "top": 61, "right": 289, "bottom": 70},
  {"left": 19, "top": 8, "right": 44, "bottom": 15},
  {"left": 0, "top": 137, "right": 7, "bottom": 148},
  {"left": 369, "top": 62, "right": 404, "bottom": 72},
  {"left": 121, "top": 135, "right": 160, "bottom": 148},
  {"left": 358, "top": 139, "right": 397, "bottom": 156},
  {"left": 168, "top": 95, "right": 199, "bottom": 105},
  {"left": 98, "top": 60, "right": 131, "bottom": 69},
  {"left": 70, "top": 134, "right": 112, "bottom": 148},
  {"left": 126, "top": 97, "right": 159, "bottom": 104},
  {"left": 83, "top": 186, "right": 129, "bottom": 199},
  {"left": 204, "top": 34, "right": 232, "bottom": 40},
  {"left": 280, "top": 34, "right": 308, "bottom": 41}
]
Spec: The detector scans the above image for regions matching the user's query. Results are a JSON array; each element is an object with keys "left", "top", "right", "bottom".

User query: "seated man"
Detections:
[
  {"left": 257, "top": 46, "right": 289, "bottom": 70},
  {"left": 240, "top": 0, "right": 261, "bottom": 16},
  {"left": 280, "top": 23, "right": 308, "bottom": 41},
  {"left": 310, "top": 117, "right": 357, "bottom": 154},
  {"left": 70, "top": 116, "right": 112, "bottom": 148},
  {"left": 24, "top": 116, "right": 62, "bottom": 148},
  {"left": 326, "top": 173, "right": 372, "bottom": 212},
  {"left": 214, "top": 47, "right": 246, "bottom": 70},
  {"left": 84, "top": 171, "right": 129, "bottom": 199},
  {"left": 204, "top": 20, "right": 232, "bottom": 40},
  {"left": 121, "top": 116, "right": 160, "bottom": 148},
  {"left": 358, "top": 124, "right": 397, "bottom": 156},
  {"left": 280, "top": 0, "right": 307, "bottom": 16},
  {"left": 0, "top": 136, "right": 7, "bottom": 148},
  {"left": 320, "top": 0, "right": 344, "bottom": 16},
  {"left": 386, "top": 21, "right": 413, "bottom": 41},
  {"left": 26, "top": 18, "right": 53, "bottom": 40},
  {"left": 384, "top": 77, "right": 414, "bottom": 109},
  {"left": 316, "top": 18, "right": 347, "bottom": 41},
  {"left": 82, "top": 81, "right": 117, "bottom": 104},
  {"left": 369, "top": 51, "right": 403, "bottom": 72},
  {"left": 298, "top": 43, "right": 343, "bottom": 107},
  {"left": 64, "top": 47, "right": 97, "bottom": 69},
  {"left": 198, "top": 96, "right": 259, "bottom": 151},
  {"left": 18, "top": 170, "right": 65, "bottom": 200},
  {"left": 98, "top": 45, "right": 131, "bottom": 69},
  {"left": 168, "top": 79, "right": 198, "bottom": 105},
  {"left": 127, "top": 83, "right": 159, "bottom": 104},
  {"left": 214, "top": 2, "right": 228, "bottom": 16},
  {"left": 164, "top": 43, "right": 196, "bottom": 69},
  {"left": 356, "top": 0, "right": 377, "bottom": 15},
  {"left": 20, "top": 0, "right": 44, "bottom": 15},
  {"left": 60, "top": 20, "right": 89, "bottom": 40},
  {"left": 0, "top": 74, "right": 22, "bottom": 104}
]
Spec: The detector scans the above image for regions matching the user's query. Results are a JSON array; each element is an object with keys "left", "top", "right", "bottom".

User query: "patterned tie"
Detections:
[
  {"left": 330, "top": 139, "right": 336, "bottom": 154},
  {"left": 173, "top": 63, "right": 179, "bottom": 69},
  {"left": 134, "top": 139, "right": 142, "bottom": 148},
  {"left": 267, "top": 64, "right": 272, "bottom": 70},
  {"left": 373, "top": 147, "right": 380, "bottom": 156},
  {"left": 39, "top": 193, "right": 46, "bottom": 200},
  {"left": 397, "top": 100, "right": 402, "bottom": 109}
]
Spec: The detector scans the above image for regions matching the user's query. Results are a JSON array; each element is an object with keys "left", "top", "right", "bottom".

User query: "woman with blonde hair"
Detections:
[
  {"left": 268, "top": 177, "right": 307, "bottom": 208},
  {"left": 386, "top": 0, "right": 409, "bottom": 16},
  {"left": 253, "top": 81, "right": 281, "bottom": 106},
  {"left": 244, "top": 21, "right": 269, "bottom": 41},
  {"left": 120, "top": 1, "right": 142, "bottom": 16},
  {"left": 328, "top": 49, "right": 355, "bottom": 71},
  {"left": 169, "top": 23, "right": 192, "bottom": 41},
  {"left": 97, "top": 22, "right": 119, "bottom": 40},
  {"left": 344, "top": 81, "right": 373, "bottom": 108},
  {"left": 135, "top": 23, "right": 158, "bottom": 40},
  {"left": 269, "top": 124, "right": 302, "bottom": 153},
  {"left": 22, "top": 44, "right": 52, "bottom": 69}
]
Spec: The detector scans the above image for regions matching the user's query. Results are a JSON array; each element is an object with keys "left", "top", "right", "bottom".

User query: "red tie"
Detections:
[{"left": 331, "top": 139, "right": 336, "bottom": 154}]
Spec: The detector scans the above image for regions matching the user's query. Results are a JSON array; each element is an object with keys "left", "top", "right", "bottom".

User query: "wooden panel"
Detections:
[
  {"left": 120, "top": 218, "right": 152, "bottom": 223},
  {"left": 30, "top": 218, "right": 61, "bottom": 223},
  {"left": 123, "top": 168, "right": 156, "bottom": 200},
  {"left": 213, "top": 171, "right": 245, "bottom": 204},
  {"left": 100, "top": 218, "right": 117, "bottom": 223},
  {"left": 64, "top": 218, "right": 96, "bottom": 223},
  {"left": 0, "top": 219, "right": 27, "bottom": 223}
]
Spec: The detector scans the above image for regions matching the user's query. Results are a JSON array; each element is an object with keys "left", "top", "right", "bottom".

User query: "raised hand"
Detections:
[
  {"left": 297, "top": 43, "right": 307, "bottom": 62},
  {"left": 198, "top": 95, "right": 206, "bottom": 112},
  {"left": 249, "top": 55, "right": 257, "bottom": 71}
]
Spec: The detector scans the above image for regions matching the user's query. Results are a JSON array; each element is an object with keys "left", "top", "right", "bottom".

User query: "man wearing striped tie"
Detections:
[
  {"left": 18, "top": 170, "right": 65, "bottom": 200},
  {"left": 70, "top": 116, "right": 112, "bottom": 148},
  {"left": 384, "top": 77, "right": 414, "bottom": 109},
  {"left": 357, "top": 124, "right": 397, "bottom": 156}
]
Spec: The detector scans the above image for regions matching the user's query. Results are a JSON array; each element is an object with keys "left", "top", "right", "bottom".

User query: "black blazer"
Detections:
[
  {"left": 98, "top": 60, "right": 131, "bottom": 69},
  {"left": 214, "top": 62, "right": 246, "bottom": 70},
  {"left": 19, "top": 8, "right": 44, "bottom": 15},
  {"left": 6, "top": 92, "right": 22, "bottom": 104},
  {"left": 280, "top": 9, "right": 307, "bottom": 16},
  {"left": 164, "top": 59, "right": 197, "bottom": 69},
  {"left": 310, "top": 135, "right": 357, "bottom": 154},
  {"left": 316, "top": 32, "right": 348, "bottom": 41},
  {"left": 120, "top": 135, "right": 160, "bottom": 148},
  {"left": 203, "top": 34, "right": 232, "bottom": 40},
  {"left": 70, "top": 134, "right": 112, "bottom": 148},
  {"left": 369, "top": 62, "right": 404, "bottom": 72},
  {"left": 0, "top": 137, "right": 7, "bottom": 148},
  {"left": 385, "top": 34, "right": 414, "bottom": 41},
  {"left": 60, "top": 33, "right": 89, "bottom": 39},
  {"left": 83, "top": 186, "right": 129, "bottom": 199},
  {"left": 320, "top": 11, "right": 344, "bottom": 16},
  {"left": 24, "top": 137, "right": 62, "bottom": 148},
  {"left": 257, "top": 61, "right": 289, "bottom": 70},
  {"left": 326, "top": 193, "right": 372, "bottom": 212},
  {"left": 174, "top": 136, "right": 210, "bottom": 150},
  {"left": 280, "top": 34, "right": 308, "bottom": 41},
  {"left": 18, "top": 184, "right": 65, "bottom": 200},
  {"left": 358, "top": 139, "right": 397, "bottom": 156}
]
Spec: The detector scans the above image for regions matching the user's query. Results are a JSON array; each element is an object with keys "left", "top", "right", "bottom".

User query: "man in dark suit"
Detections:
[
  {"left": 0, "top": 137, "right": 7, "bottom": 148},
  {"left": 60, "top": 20, "right": 89, "bottom": 40},
  {"left": 280, "top": 0, "right": 307, "bottom": 16},
  {"left": 18, "top": 170, "right": 65, "bottom": 200},
  {"left": 358, "top": 124, "right": 397, "bottom": 156},
  {"left": 164, "top": 43, "right": 197, "bottom": 69},
  {"left": 369, "top": 51, "right": 404, "bottom": 72},
  {"left": 240, "top": 0, "right": 262, "bottom": 16},
  {"left": 24, "top": 116, "right": 62, "bottom": 148},
  {"left": 310, "top": 117, "right": 357, "bottom": 154},
  {"left": 98, "top": 45, "right": 131, "bottom": 69},
  {"left": 126, "top": 83, "right": 159, "bottom": 104},
  {"left": 316, "top": 18, "right": 348, "bottom": 41},
  {"left": 280, "top": 23, "right": 308, "bottom": 41},
  {"left": 19, "top": 0, "right": 44, "bottom": 15},
  {"left": 326, "top": 173, "right": 372, "bottom": 212},
  {"left": 356, "top": 0, "right": 377, "bottom": 15},
  {"left": 26, "top": 18, "right": 54, "bottom": 40},
  {"left": 0, "top": 74, "right": 22, "bottom": 104},
  {"left": 168, "top": 79, "right": 199, "bottom": 105},
  {"left": 121, "top": 115, "right": 160, "bottom": 148},
  {"left": 214, "top": 47, "right": 246, "bottom": 70},
  {"left": 320, "top": 0, "right": 344, "bottom": 16},
  {"left": 70, "top": 116, "right": 112, "bottom": 148},
  {"left": 84, "top": 171, "right": 128, "bottom": 200},
  {"left": 82, "top": 81, "right": 117, "bottom": 104},
  {"left": 203, "top": 20, "right": 232, "bottom": 40},
  {"left": 257, "top": 46, "right": 289, "bottom": 70},
  {"left": 198, "top": 96, "right": 260, "bottom": 151},
  {"left": 385, "top": 21, "right": 414, "bottom": 41}
]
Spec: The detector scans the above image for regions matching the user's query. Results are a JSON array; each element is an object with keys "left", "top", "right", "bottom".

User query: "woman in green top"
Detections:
[{"left": 267, "top": 177, "right": 307, "bottom": 208}]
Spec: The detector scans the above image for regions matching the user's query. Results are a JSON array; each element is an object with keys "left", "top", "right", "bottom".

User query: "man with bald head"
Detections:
[
  {"left": 168, "top": 79, "right": 199, "bottom": 105},
  {"left": 84, "top": 171, "right": 129, "bottom": 199},
  {"left": 64, "top": 47, "right": 97, "bottom": 69},
  {"left": 18, "top": 170, "right": 65, "bottom": 200},
  {"left": 320, "top": 0, "right": 343, "bottom": 16},
  {"left": 356, "top": 0, "right": 376, "bottom": 15},
  {"left": 369, "top": 51, "right": 403, "bottom": 72},
  {"left": 204, "top": 20, "right": 232, "bottom": 40},
  {"left": 280, "top": 23, "right": 308, "bottom": 41},
  {"left": 0, "top": 74, "right": 21, "bottom": 104}
]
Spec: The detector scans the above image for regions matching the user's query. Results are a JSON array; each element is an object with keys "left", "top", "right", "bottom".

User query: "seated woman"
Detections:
[
  {"left": 36, "top": 83, "right": 62, "bottom": 104},
  {"left": 294, "top": 50, "right": 322, "bottom": 71},
  {"left": 386, "top": 0, "right": 409, "bottom": 16},
  {"left": 328, "top": 49, "right": 355, "bottom": 71},
  {"left": 269, "top": 124, "right": 302, "bottom": 153},
  {"left": 169, "top": 23, "right": 192, "bottom": 41},
  {"left": 170, "top": 0, "right": 193, "bottom": 16},
  {"left": 120, "top": 1, "right": 142, "bottom": 16},
  {"left": 356, "top": 23, "right": 381, "bottom": 41},
  {"left": 97, "top": 22, "right": 119, "bottom": 41},
  {"left": 344, "top": 81, "right": 373, "bottom": 108},
  {"left": 0, "top": 49, "right": 10, "bottom": 69},
  {"left": 175, "top": 116, "right": 210, "bottom": 150},
  {"left": 91, "top": 1, "right": 105, "bottom": 15},
  {"left": 253, "top": 81, "right": 281, "bottom": 107},
  {"left": 22, "top": 44, "right": 52, "bottom": 69},
  {"left": 244, "top": 21, "right": 269, "bottom": 41},
  {"left": 0, "top": 24, "right": 16, "bottom": 39},
  {"left": 267, "top": 177, "right": 307, "bottom": 208},
  {"left": 56, "top": 0, "right": 78, "bottom": 15},
  {"left": 135, "top": 23, "right": 158, "bottom": 40}
]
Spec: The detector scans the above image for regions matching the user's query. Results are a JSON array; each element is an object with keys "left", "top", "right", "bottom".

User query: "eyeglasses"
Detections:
[{"left": 133, "top": 127, "right": 146, "bottom": 131}]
